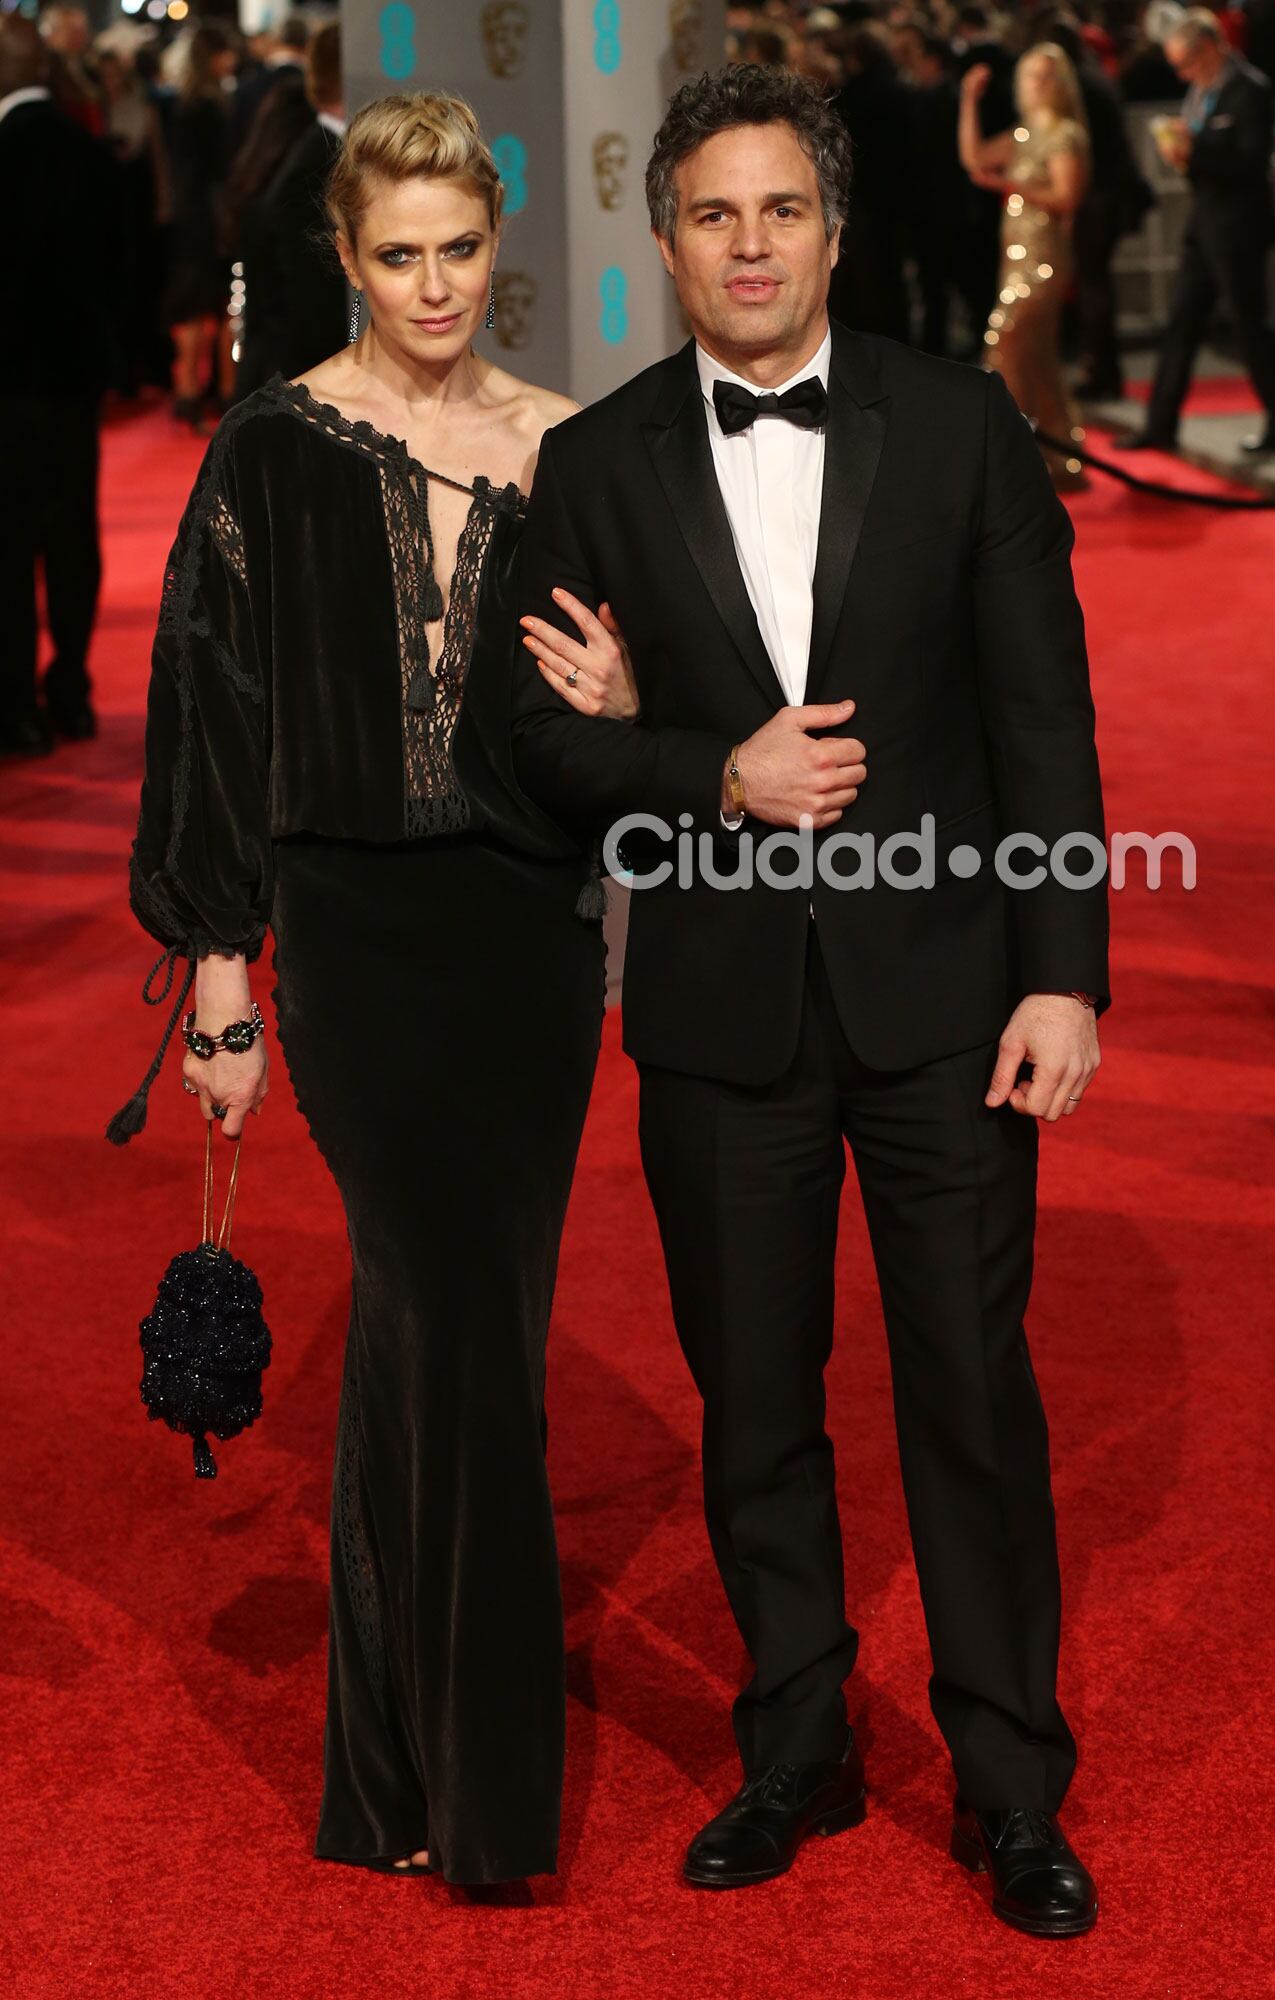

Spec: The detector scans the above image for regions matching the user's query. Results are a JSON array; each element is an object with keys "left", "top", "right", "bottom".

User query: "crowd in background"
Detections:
[
  {"left": 2, "top": 1, "right": 1273, "bottom": 752},
  {"left": 10, "top": 6, "right": 347, "bottom": 417}
]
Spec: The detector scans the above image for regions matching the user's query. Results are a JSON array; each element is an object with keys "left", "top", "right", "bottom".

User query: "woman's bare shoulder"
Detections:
[{"left": 481, "top": 360, "right": 579, "bottom": 437}]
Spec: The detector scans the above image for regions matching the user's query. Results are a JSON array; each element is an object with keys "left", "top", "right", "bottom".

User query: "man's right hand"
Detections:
[{"left": 731, "top": 700, "right": 867, "bottom": 830}]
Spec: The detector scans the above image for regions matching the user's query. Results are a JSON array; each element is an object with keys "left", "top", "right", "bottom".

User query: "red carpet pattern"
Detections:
[{"left": 1, "top": 400, "right": 1271, "bottom": 1998}]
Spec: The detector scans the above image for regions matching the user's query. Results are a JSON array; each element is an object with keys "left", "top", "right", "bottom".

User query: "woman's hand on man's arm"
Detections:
[{"left": 520, "top": 589, "right": 639, "bottom": 720}]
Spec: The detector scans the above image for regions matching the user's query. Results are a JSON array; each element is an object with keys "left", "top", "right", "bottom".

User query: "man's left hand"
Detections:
[{"left": 985, "top": 994, "right": 1101, "bottom": 1122}]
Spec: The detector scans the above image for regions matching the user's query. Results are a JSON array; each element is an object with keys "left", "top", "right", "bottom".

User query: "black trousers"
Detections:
[
  {"left": 637, "top": 929, "right": 1076, "bottom": 1812},
  {"left": 0, "top": 393, "right": 102, "bottom": 727},
  {"left": 1146, "top": 211, "right": 1275, "bottom": 438},
  {"left": 1072, "top": 199, "right": 1124, "bottom": 389}
]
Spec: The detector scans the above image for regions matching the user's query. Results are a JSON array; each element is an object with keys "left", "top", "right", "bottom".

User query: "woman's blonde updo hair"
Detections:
[{"left": 325, "top": 92, "right": 504, "bottom": 249}]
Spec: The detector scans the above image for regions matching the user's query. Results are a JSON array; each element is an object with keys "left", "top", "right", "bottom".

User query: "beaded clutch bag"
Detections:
[{"left": 137, "top": 1129, "right": 272, "bottom": 1478}]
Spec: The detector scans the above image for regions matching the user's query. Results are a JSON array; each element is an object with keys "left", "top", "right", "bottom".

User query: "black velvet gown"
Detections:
[{"left": 127, "top": 378, "right": 606, "bottom": 1882}]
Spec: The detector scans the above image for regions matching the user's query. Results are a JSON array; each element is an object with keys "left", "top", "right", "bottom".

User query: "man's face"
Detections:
[
  {"left": 45, "top": 7, "right": 90, "bottom": 56},
  {"left": 655, "top": 121, "right": 837, "bottom": 367},
  {"left": 1166, "top": 34, "right": 1220, "bottom": 87}
]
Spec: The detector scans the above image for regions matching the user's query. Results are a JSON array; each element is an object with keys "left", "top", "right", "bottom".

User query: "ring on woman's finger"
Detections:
[
  {"left": 1067, "top": 1094, "right": 1082, "bottom": 1102},
  {"left": 212, "top": 1103, "right": 228, "bottom": 1120},
  {"left": 566, "top": 668, "right": 579, "bottom": 688},
  {"left": 182, "top": 1079, "right": 197, "bottom": 1096}
]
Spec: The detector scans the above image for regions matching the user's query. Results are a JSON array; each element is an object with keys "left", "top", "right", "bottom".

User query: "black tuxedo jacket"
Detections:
[
  {"left": 0, "top": 99, "right": 116, "bottom": 397},
  {"left": 512, "top": 325, "right": 1108, "bottom": 1084},
  {"left": 235, "top": 120, "right": 348, "bottom": 397},
  {"left": 1187, "top": 58, "right": 1275, "bottom": 235}
]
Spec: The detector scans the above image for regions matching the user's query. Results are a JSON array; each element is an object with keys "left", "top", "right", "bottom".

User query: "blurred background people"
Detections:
[
  {"left": 231, "top": 24, "right": 347, "bottom": 397},
  {"left": 0, "top": 13, "right": 113, "bottom": 753},
  {"left": 234, "top": 11, "right": 309, "bottom": 142},
  {"left": 1038, "top": 11, "right": 1152, "bottom": 400},
  {"left": 97, "top": 28, "right": 172, "bottom": 399},
  {"left": 891, "top": 16, "right": 993, "bottom": 355},
  {"left": 1118, "top": 6, "right": 1275, "bottom": 454},
  {"left": 162, "top": 19, "right": 240, "bottom": 431},
  {"left": 947, "top": 6, "right": 1019, "bottom": 349},
  {"left": 960, "top": 40, "right": 1092, "bottom": 489},
  {"left": 829, "top": 22, "right": 913, "bottom": 338},
  {"left": 40, "top": 3, "right": 103, "bottom": 136}
]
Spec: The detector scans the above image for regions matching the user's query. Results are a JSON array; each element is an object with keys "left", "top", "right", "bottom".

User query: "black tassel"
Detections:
[
  {"left": 407, "top": 668, "right": 434, "bottom": 712},
  {"left": 106, "top": 1091, "right": 150, "bottom": 1147},
  {"left": 575, "top": 870, "right": 608, "bottom": 922},
  {"left": 423, "top": 575, "right": 444, "bottom": 622},
  {"left": 193, "top": 1434, "right": 218, "bottom": 1479},
  {"left": 105, "top": 952, "right": 195, "bottom": 1146}
]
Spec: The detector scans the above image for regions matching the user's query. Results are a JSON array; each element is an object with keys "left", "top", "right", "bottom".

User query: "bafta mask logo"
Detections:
[
  {"left": 492, "top": 270, "right": 537, "bottom": 350},
  {"left": 481, "top": 1, "right": 528, "bottom": 80},
  {"left": 592, "top": 132, "right": 629, "bottom": 212},
  {"left": 669, "top": 0, "right": 703, "bottom": 74}
]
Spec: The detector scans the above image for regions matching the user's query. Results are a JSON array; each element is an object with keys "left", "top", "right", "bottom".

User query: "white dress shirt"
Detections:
[{"left": 696, "top": 328, "right": 831, "bottom": 709}]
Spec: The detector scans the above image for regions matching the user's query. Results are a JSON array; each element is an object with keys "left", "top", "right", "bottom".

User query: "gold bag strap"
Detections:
[{"left": 202, "top": 1126, "right": 243, "bottom": 1252}]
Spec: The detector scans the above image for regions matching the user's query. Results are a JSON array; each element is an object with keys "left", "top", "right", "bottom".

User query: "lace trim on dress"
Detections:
[
  {"left": 333, "top": 1341, "right": 388, "bottom": 1719},
  {"left": 261, "top": 375, "right": 527, "bottom": 840},
  {"left": 209, "top": 492, "right": 248, "bottom": 584}
]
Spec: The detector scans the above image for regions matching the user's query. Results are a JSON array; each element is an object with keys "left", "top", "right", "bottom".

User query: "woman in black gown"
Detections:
[{"left": 120, "top": 92, "right": 636, "bottom": 1883}]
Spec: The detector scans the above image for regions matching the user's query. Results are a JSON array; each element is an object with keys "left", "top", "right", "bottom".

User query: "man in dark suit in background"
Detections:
[
  {"left": 233, "top": 23, "right": 348, "bottom": 398},
  {"left": 514, "top": 64, "right": 1106, "bottom": 1937},
  {"left": 1118, "top": 7, "right": 1275, "bottom": 454},
  {"left": 1040, "top": 10, "right": 1153, "bottom": 401},
  {"left": 0, "top": 14, "right": 114, "bottom": 753}
]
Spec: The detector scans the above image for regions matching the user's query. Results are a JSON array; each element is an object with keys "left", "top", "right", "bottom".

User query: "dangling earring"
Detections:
[
  {"left": 348, "top": 290, "right": 362, "bottom": 343},
  {"left": 485, "top": 276, "right": 496, "bottom": 332}
]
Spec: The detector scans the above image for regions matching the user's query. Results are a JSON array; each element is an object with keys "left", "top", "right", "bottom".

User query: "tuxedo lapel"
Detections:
[
  {"left": 805, "top": 328, "right": 889, "bottom": 702},
  {"left": 641, "top": 347, "right": 785, "bottom": 709}
]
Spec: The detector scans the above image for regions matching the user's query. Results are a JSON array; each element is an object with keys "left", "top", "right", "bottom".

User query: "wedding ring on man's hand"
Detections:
[
  {"left": 566, "top": 668, "right": 579, "bottom": 688},
  {"left": 1067, "top": 1094, "right": 1082, "bottom": 1101}
]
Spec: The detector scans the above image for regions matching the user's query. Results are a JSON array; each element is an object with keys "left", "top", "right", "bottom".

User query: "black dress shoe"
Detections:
[
  {"left": 1110, "top": 428, "right": 1177, "bottom": 452},
  {"left": 683, "top": 1731, "right": 866, "bottom": 1889},
  {"left": 950, "top": 1796, "right": 1098, "bottom": 1937},
  {"left": 0, "top": 711, "right": 53, "bottom": 756},
  {"left": 1240, "top": 425, "right": 1275, "bottom": 455},
  {"left": 46, "top": 700, "right": 98, "bottom": 743}
]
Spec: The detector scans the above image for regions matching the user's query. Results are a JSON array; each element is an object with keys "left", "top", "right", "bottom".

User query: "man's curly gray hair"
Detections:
[{"left": 645, "top": 64, "right": 853, "bottom": 244}]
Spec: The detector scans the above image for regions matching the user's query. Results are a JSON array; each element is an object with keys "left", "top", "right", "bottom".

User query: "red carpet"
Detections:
[{"left": 2, "top": 400, "right": 1271, "bottom": 1999}]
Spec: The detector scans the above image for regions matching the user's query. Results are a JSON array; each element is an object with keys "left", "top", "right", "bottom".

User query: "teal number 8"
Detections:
[
  {"left": 600, "top": 266, "right": 628, "bottom": 344},
  {"left": 379, "top": 3, "right": 415, "bottom": 82},
  {"left": 491, "top": 134, "right": 528, "bottom": 218},
  {"left": 593, "top": 0, "right": 622, "bottom": 74}
]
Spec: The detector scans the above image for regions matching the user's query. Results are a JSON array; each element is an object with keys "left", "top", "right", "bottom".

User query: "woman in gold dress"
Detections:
[{"left": 958, "top": 42, "right": 1091, "bottom": 491}]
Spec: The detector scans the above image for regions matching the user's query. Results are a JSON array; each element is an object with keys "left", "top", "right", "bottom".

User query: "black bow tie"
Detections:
[{"left": 712, "top": 375, "right": 828, "bottom": 438}]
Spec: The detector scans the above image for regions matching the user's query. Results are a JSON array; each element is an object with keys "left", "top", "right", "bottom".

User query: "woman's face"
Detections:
[
  {"left": 342, "top": 175, "right": 496, "bottom": 366},
  {"left": 1019, "top": 52, "right": 1061, "bottom": 117}
]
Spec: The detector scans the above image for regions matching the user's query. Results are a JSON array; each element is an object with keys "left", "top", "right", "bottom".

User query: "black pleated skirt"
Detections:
[{"left": 270, "top": 831, "right": 605, "bottom": 1883}]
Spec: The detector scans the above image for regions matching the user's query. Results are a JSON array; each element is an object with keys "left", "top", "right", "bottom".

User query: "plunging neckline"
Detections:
[{"left": 266, "top": 374, "right": 529, "bottom": 515}]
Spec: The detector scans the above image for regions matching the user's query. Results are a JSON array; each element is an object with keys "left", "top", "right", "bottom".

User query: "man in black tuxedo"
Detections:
[
  {"left": 0, "top": 14, "right": 114, "bottom": 753},
  {"left": 233, "top": 23, "right": 347, "bottom": 399},
  {"left": 1117, "top": 8, "right": 1275, "bottom": 455},
  {"left": 514, "top": 65, "right": 1106, "bottom": 1936}
]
